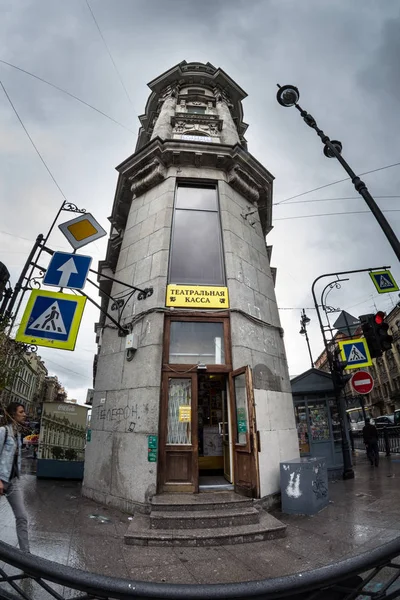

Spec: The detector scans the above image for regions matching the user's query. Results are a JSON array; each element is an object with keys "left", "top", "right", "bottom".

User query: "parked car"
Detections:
[{"left": 372, "top": 415, "right": 395, "bottom": 428}]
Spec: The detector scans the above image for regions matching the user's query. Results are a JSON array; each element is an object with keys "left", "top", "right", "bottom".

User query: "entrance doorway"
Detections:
[
  {"left": 159, "top": 366, "right": 260, "bottom": 496},
  {"left": 198, "top": 374, "right": 233, "bottom": 490}
]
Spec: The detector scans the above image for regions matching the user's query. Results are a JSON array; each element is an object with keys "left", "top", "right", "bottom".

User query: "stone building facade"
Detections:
[{"left": 83, "top": 61, "right": 298, "bottom": 514}]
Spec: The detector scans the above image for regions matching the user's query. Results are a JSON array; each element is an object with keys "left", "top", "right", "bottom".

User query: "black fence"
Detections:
[
  {"left": 351, "top": 425, "right": 400, "bottom": 455},
  {"left": 1, "top": 537, "right": 400, "bottom": 599}
]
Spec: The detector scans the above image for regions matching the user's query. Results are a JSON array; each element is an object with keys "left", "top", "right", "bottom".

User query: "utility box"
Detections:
[{"left": 280, "top": 457, "right": 329, "bottom": 515}]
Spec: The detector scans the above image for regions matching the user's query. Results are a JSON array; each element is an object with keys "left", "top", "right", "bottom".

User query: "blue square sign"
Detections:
[
  {"left": 25, "top": 295, "right": 78, "bottom": 342},
  {"left": 43, "top": 252, "right": 92, "bottom": 290},
  {"left": 369, "top": 270, "right": 399, "bottom": 294},
  {"left": 338, "top": 338, "right": 372, "bottom": 370},
  {"left": 16, "top": 290, "right": 87, "bottom": 351}
]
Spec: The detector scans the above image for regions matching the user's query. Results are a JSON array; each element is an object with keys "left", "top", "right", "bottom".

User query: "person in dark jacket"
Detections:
[{"left": 363, "top": 418, "right": 379, "bottom": 467}]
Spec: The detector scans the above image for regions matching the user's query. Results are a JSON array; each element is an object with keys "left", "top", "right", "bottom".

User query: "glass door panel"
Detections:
[{"left": 167, "top": 378, "right": 192, "bottom": 445}]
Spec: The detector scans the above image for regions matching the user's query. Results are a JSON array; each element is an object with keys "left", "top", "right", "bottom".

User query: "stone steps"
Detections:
[
  {"left": 150, "top": 491, "right": 252, "bottom": 512},
  {"left": 150, "top": 506, "right": 260, "bottom": 529},
  {"left": 124, "top": 493, "right": 286, "bottom": 546}
]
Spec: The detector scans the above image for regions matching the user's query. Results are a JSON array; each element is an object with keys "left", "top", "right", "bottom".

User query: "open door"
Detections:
[
  {"left": 159, "top": 373, "right": 198, "bottom": 493},
  {"left": 220, "top": 390, "right": 232, "bottom": 482},
  {"left": 229, "top": 366, "right": 259, "bottom": 497}
]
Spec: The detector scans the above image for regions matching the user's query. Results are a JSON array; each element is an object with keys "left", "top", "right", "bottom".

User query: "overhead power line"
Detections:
[
  {"left": 44, "top": 357, "right": 90, "bottom": 380},
  {"left": 85, "top": 0, "right": 133, "bottom": 107},
  {"left": 274, "top": 195, "right": 400, "bottom": 207},
  {"left": 0, "top": 59, "right": 134, "bottom": 133},
  {"left": 0, "top": 79, "right": 67, "bottom": 202},
  {"left": 275, "top": 161, "right": 400, "bottom": 206},
  {"left": 274, "top": 208, "right": 400, "bottom": 222}
]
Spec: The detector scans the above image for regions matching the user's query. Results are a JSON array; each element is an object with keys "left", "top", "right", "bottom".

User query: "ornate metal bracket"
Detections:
[
  {"left": 88, "top": 270, "right": 154, "bottom": 336},
  {"left": 18, "top": 251, "right": 155, "bottom": 339},
  {"left": 62, "top": 202, "right": 86, "bottom": 214}
]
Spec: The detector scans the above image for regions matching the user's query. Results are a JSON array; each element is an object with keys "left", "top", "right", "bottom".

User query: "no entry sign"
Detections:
[{"left": 351, "top": 370, "right": 374, "bottom": 395}]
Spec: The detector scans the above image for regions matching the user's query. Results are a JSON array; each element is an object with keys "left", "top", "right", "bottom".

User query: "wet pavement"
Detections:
[{"left": 0, "top": 451, "right": 400, "bottom": 585}]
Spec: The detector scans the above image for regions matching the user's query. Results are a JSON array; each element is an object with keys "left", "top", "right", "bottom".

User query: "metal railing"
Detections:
[
  {"left": 1, "top": 537, "right": 400, "bottom": 599},
  {"left": 351, "top": 425, "right": 400, "bottom": 454}
]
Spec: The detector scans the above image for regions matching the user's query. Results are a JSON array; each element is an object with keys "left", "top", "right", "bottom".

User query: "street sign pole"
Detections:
[
  {"left": 311, "top": 266, "right": 390, "bottom": 481},
  {"left": 5, "top": 234, "right": 44, "bottom": 327},
  {"left": 7, "top": 202, "right": 87, "bottom": 333}
]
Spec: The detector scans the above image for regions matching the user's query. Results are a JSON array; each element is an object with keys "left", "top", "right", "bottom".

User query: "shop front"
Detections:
[
  {"left": 158, "top": 314, "right": 259, "bottom": 497},
  {"left": 291, "top": 369, "right": 344, "bottom": 479}
]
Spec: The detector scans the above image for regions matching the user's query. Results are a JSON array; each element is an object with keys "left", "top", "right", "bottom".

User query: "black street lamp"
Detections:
[
  {"left": 299, "top": 309, "right": 313, "bottom": 369},
  {"left": 276, "top": 85, "right": 400, "bottom": 262}
]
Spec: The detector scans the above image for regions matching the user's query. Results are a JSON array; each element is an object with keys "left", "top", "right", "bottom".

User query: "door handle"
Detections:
[{"left": 218, "top": 422, "right": 223, "bottom": 436}]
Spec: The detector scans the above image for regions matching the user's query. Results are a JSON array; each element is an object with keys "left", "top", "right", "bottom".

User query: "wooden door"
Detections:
[
  {"left": 229, "top": 366, "right": 259, "bottom": 497},
  {"left": 221, "top": 390, "right": 232, "bottom": 482},
  {"left": 159, "top": 372, "right": 198, "bottom": 493}
]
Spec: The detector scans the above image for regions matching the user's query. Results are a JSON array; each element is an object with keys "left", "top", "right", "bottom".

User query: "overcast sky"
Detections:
[{"left": 1, "top": 0, "right": 399, "bottom": 401}]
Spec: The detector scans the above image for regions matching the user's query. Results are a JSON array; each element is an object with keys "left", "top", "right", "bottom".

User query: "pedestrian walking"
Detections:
[
  {"left": 0, "top": 402, "right": 30, "bottom": 552},
  {"left": 362, "top": 418, "right": 379, "bottom": 467}
]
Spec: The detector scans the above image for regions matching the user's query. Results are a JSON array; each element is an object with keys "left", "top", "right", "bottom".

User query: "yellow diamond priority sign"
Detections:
[{"left": 59, "top": 213, "right": 106, "bottom": 250}]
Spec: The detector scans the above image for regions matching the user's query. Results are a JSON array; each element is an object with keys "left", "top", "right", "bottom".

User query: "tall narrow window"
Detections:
[{"left": 169, "top": 183, "right": 225, "bottom": 285}]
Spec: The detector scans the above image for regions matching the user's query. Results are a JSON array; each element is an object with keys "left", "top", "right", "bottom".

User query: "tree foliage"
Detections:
[{"left": 0, "top": 318, "right": 25, "bottom": 393}]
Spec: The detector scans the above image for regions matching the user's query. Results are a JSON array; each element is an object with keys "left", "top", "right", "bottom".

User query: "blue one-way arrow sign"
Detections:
[{"left": 43, "top": 252, "right": 92, "bottom": 290}]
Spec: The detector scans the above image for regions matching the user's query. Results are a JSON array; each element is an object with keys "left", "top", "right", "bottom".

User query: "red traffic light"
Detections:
[{"left": 374, "top": 311, "right": 385, "bottom": 325}]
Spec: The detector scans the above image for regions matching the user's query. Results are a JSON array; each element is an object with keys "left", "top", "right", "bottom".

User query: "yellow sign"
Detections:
[
  {"left": 15, "top": 290, "right": 86, "bottom": 351},
  {"left": 166, "top": 285, "right": 229, "bottom": 308},
  {"left": 338, "top": 338, "right": 372, "bottom": 370},
  {"left": 369, "top": 270, "right": 399, "bottom": 294},
  {"left": 59, "top": 213, "right": 107, "bottom": 250},
  {"left": 179, "top": 406, "right": 191, "bottom": 422}
]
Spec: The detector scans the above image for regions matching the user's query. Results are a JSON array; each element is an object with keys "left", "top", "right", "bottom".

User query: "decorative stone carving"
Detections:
[
  {"left": 209, "top": 122, "right": 219, "bottom": 136},
  {"left": 228, "top": 165, "right": 260, "bottom": 204},
  {"left": 213, "top": 85, "right": 232, "bottom": 105},
  {"left": 130, "top": 159, "right": 166, "bottom": 198},
  {"left": 174, "top": 120, "right": 188, "bottom": 133}
]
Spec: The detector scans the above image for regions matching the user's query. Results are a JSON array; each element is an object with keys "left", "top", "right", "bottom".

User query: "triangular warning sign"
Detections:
[
  {"left": 29, "top": 301, "right": 67, "bottom": 334},
  {"left": 348, "top": 344, "right": 366, "bottom": 363},
  {"left": 379, "top": 275, "right": 392, "bottom": 289}
]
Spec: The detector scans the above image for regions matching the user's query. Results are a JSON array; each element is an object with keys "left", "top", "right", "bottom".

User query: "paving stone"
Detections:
[
  {"left": 1, "top": 457, "right": 400, "bottom": 585},
  {"left": 125, "top": 562, "right": 197, "bottom": 584}
]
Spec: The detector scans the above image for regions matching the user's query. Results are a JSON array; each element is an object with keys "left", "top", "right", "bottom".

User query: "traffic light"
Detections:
[
  {"left": 374, "top": 311, "right": 393, "bottom": 353},
  {"left": 331, "top": 346, "right": 350, "bottom": 389},
  {"left": 359, "top": 314, "right": 381, "bottom": 358},
  {"left": 359, "top": 312, "right": 393, "bottom": 358},
  {"left": 332, "top": 357, "right": 349, "bottom": 390}
]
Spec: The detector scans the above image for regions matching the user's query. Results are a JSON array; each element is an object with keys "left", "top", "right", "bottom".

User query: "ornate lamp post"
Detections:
[
  {"left": 299, "top": 309, "right": 313, "bottom": 369},
  {"left": 276, "top": 85, "right": 400, "bottom": 262}
]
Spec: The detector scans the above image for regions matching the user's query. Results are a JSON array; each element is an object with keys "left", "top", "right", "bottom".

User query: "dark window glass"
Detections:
[
  {"left": 176, "top": 184, "right": 217, "bottom": 211},
  {"left": 170, "top": 211, "right": 223, "bottom": 285},
  {"left": 187, "top": 106, "right": 206, "bottom": 114},
  {"left": 169, "top": 184, "right": 224, "bottom": 286},
  {"left": 170, "top": 322, "right": 225, "bottom": 364}
]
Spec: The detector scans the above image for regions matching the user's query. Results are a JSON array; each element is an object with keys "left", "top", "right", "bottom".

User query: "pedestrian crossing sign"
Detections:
[
  {"left": 15, "top": 290, "right": 86, "bottom": 351},
  {"left": 338, "top": 338, "right": 372, "bottom": 370},
  {"left": 369, "top": 270, "right": 399, "bottom": 294}
]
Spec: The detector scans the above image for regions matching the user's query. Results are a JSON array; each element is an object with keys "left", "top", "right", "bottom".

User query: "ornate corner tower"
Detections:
[{"left": 83, "top": 61, "right": 299, "bottom": 514}]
